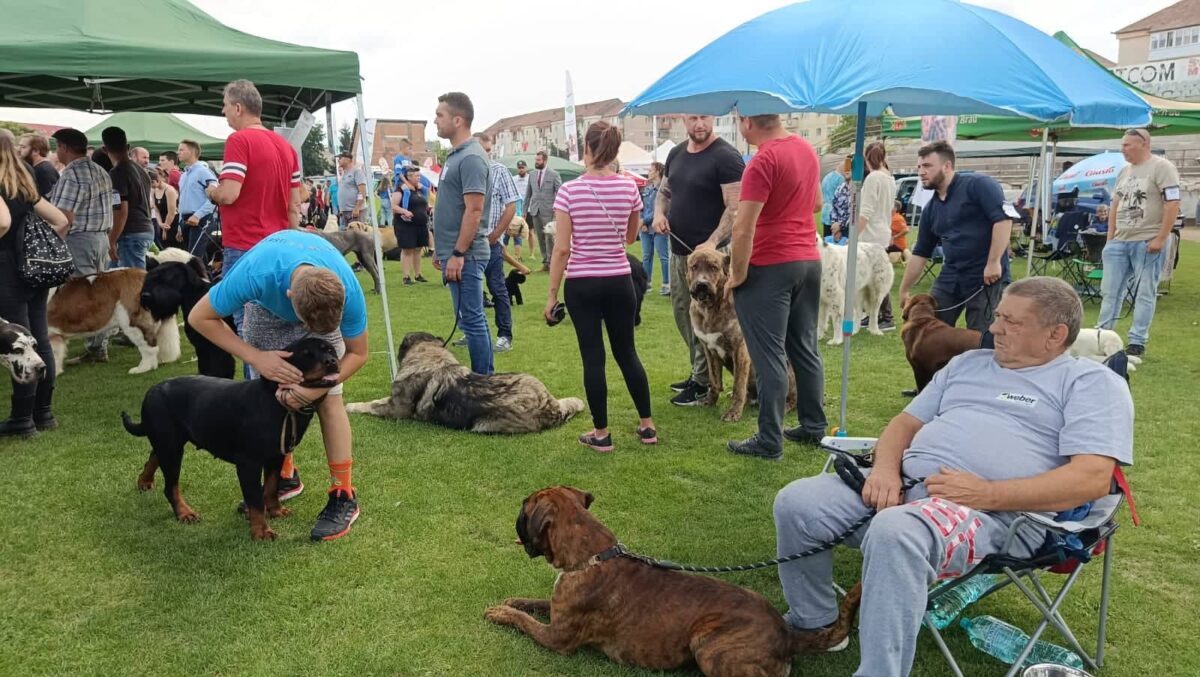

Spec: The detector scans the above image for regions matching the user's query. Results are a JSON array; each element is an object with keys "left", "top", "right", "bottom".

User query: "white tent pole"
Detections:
[
  {"left": 1026, "top": 127, "right": 1050, "bottom": 276},
  {"left": 1022, "top": 153, "right": 1036, "bottom": 253},
  {"left": 354, "top": 94, "right": 398, "bottom": 378},
  {"left": 652, "top": 115, "right": 658, "bottom": 155},
  {"left": 325, "top": 93, "right": 335, "bottom": 155},
  {"left": 837, "top": 102, "right": 868, "bottom": 435}
]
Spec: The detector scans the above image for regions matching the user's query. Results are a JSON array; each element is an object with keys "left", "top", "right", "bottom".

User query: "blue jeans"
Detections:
[
  {"left": 639, "top": 231, "right": 670, "bottom": 285},
  {"left": 116, "top": 231, "right": 153, "bottom": 269},
  {"left": 1098, "top": 238, "right": 1165, "bottom": 346},
  {"left": 222, "top": 247, "right": 252, "bottom": 379},
  {"left": 484, "top": 243, "right": 513, "bottom": 340},
  {"left": 444, "top": 257, "right": 493, "bottom": 374}
]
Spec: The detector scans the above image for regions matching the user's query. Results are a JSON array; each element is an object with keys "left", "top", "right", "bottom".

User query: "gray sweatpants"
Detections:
[
  {"left": 670, "top": 251, "right": 708, "bottom": 387},
  {"left": 732, "top": 260, "right": 826, "bottom": 450},
  {"left": 67, "top": 231, "right": 110, "bottom": 353},
  {"left": 774, "top": 470, "right": 1045, "bottom": 677}
]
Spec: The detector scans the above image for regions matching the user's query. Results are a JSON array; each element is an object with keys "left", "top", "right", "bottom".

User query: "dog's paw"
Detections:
[
  {"left": 128, "top": 363, "right": 156, "bottom": 375},
  {"left": 136, "top": 478, "right": 154, "bottom": 492},
  {"left": 485, "top": 605, "right": 517, "bottom": 624},
  {"left": 176, "top": 510, "right": 201, "bottom": 524},
  {"left": 721, "top": 408, "right": 743, "bottom": 423},
  {"left": 268, "top": 506, "right": 292, "bottom": 519},
  {"left": 250, "top": 525, "right": 277, "bottom": 541}
]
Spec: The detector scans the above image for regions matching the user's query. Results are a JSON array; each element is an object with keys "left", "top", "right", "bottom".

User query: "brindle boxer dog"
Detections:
[
  {"left": 688, "top": 248, "right": 796, "bottom": 422},
  {"left": 486, "top": 486, "right": 861, "bottom": 677},
  {"left": 901, "top": 294, "right": 982, "bottom": 392}
]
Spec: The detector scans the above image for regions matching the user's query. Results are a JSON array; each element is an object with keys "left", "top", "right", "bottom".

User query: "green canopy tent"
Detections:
[
  {"left": 497, "top": 154, "right": 585, "bottom": 182},
  {"left": 0, "top": 0, "right": 360, "bottom": 121},
  {"left": 84, "top": 112, "right": 226, "bottom": 159},
  {"left": 0, "top": 0, "right": 400, "bottom": 377}
]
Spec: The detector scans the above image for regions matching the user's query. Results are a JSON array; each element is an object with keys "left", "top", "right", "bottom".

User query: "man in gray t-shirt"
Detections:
[
  {"left": 335, "top": 152, "right": 368, "bottom": 231},
  {"left": 773, "top": 278, "right": 1133, "bottom": 677}
]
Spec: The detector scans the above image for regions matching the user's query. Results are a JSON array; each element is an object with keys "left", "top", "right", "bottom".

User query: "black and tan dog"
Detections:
[
  {"left": 346, "top": 332, "right": 583, "bottom": 433},
  {"left": 901, "top": 294, "right": 982, "bottom": 392},
  {"left": 121, "top": 337, "right": 339, "bottom": 540},
  {"left": 486, "top": 486, "right": 861, "bottom": 676},
  {"left": 140, "top": 254, "right": 236, "bottom": 379},
  {"left": 687, "top": 248, "right": 795, "bottom": 422}
]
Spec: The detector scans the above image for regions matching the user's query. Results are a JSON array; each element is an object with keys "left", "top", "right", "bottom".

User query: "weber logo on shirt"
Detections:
[{"left": 996, "top": 392, "right": 1038, "bottom": 407}]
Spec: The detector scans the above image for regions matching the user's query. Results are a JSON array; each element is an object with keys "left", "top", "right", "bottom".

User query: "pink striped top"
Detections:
[{"left": 554, "top": 174, "right": 642, "bottom": 279}]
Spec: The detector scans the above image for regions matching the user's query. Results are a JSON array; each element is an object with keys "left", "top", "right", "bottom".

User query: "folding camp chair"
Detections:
[
  {"left": 917, "top": 245, "right": 944, "bottom": 286},
  {"left": 817, "top": 352, "right": 1138, "bottom": 675}
]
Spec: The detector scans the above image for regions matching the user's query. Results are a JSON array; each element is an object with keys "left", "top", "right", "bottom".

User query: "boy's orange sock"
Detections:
[
  {"left": 328, "top": 460, "right": 353, "bottom": 496},
  {"left": 280, "top": 453, "right": 296, "bottom": 479}
]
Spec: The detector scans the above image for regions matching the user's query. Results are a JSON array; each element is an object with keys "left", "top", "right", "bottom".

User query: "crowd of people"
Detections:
[{"left": 0, "top": 74, "right": 1171, "bottom": 674}]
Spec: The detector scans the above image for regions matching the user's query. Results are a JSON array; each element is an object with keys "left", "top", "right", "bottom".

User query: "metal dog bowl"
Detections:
[{"left": 1023, "top": 664, "right": 1093, "bottom": 677}]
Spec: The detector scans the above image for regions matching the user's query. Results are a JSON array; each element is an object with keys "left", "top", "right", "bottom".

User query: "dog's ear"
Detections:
[
  {"left": 565, "top": 486, "right": 594, "bottom": 510},
  {"left": 517, "top": 499, "right": 554, "bottom": 559},
  {"left": 145, "top": 256, "right": 159, "bottom": 271},
  {"left": 722, "top": 252, "right": 731, "bottom": 273},
  {"left": 185, "top": 257, "right": 210, "bottom": 285}
]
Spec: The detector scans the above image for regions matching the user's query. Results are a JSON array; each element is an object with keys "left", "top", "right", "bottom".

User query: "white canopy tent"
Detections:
[
  {"left": 652, "top": 140, "right": 676, "bottom": 163},
  {"left": 617, "top": 141, "right": 654, "bottom": 173}
]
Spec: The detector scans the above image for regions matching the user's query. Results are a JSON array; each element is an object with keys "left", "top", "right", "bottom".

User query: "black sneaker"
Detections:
[
  {"left": 579, "top": 432, "right": 614, "bottom": 453},
  {"left": 727, "top": 435, "right": 783, "bottom": 461},
  {"left": 670, "top": 382, "right": 707, "bottom": 407},
  {"left": 900, "top": 388, "right": 920, "bottom": 398},
  {"left": 415, "top": 275, "right": 429, "bottom": 283},
  {"left": 783, "top": 427, "right": 823, "bottom": 445},
  {"left": 237, "top": 469, "right": 304, "bottom": 514},
  {"left": 670, "top": 377, "right": 694, "bottom": 393},
  {"left": 311, "top": 489, "right": 360, "bottom": 541},
  {"left": 637, "top": 427, "right": 658, "bottom": 445},
  {"left": 1126, "top": 344, "right": 1145, "bottom": 357},
  {"left": 403, "top": 276, "right": 413, "bottom": 285},
  {"left": 879, "top": 320, "right": 896, "bottom": 331}
]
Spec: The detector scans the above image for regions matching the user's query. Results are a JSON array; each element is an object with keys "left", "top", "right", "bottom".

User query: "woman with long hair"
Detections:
[
  {"left": 639, "top": 161, "right": 670, "bottom": 295},
  {"left": 0, "top": 129, "right": 69, "bottom": 438},
  {"left": 546, "top": 121, "right": 656, "bottom": 452},
  {"left": 857, "top": 141, "right": 898, "bottom": 329},
  {"left": 151, "top": 167, "right": 179, "bottom": 247},
  {"left": 391, "top": 165, "right": 429, "bottom": 284}
]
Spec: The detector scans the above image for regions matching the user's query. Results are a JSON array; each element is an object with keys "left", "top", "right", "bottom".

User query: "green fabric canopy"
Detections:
[
  {"left": 497, "top": 154, "right": 585, "bottom": 182},
  {"left": 84, "top": 112, "right": 226, "bottom": 159},
  {"left": 0, "top": 0, "right": 360, "bottom": 122},
  {"left": 882, "top": 31, "right": 1200, "bottom": 141}
]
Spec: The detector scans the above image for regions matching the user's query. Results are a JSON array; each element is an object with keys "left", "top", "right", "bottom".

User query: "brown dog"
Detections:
[
  {"left": 901, "top": 294, "right": 982, "bottom": 392},
  {"left": 486, "top": 486, "right": 860, "bottom": 676},
  {"left": 687, "top": 248, "right": 795, "bottom": 422}
]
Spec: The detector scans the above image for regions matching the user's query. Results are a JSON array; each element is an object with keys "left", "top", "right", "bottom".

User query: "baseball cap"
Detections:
[{"left": 516, "top": 160, "right": 527, "bottom": 168}]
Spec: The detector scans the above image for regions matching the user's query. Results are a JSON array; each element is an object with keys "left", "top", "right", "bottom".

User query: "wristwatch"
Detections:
[{"left": 451, "top": 249, "right": 466, "bottom": 258}]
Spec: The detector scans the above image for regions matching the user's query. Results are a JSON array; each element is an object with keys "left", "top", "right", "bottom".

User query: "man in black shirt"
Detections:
[
  {"left": 653, "top": 114, "right": 745, "bottom": 406},
  {"left": 102, "top": 126, "right": 154, "bottom": 270},
  {"left": 18, "top": 133, "right": 59, "bottom": 198}
]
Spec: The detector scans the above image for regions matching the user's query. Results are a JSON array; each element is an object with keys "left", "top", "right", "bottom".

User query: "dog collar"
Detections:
[{"left": 584, "top": 543, "right": 628, "bottom": 569}]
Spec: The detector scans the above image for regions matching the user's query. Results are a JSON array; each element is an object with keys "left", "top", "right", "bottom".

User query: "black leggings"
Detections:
[
  {"left": 0, "top": 249, "right": 54, "bottom": 399},
  {"left": 564, "top": 274, "right": 652, "bottom": 430}
]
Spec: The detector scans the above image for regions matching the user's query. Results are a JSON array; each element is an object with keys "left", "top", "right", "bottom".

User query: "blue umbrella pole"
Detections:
[{"left": 837, "top": 103, "right": 868, "bottom": 436}]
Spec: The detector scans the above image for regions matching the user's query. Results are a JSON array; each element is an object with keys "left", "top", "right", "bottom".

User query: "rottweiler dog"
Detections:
[
  {"left": 122, "top": 337, "right": 340, "bottom": 540},
  {"left": 140, "top": 256, "right": 236, "bottom": 379}
]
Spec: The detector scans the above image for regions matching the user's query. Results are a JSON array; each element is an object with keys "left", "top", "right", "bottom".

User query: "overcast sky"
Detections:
[{"left": 0, "top": 0, "right": 1178, "bottom": 143}]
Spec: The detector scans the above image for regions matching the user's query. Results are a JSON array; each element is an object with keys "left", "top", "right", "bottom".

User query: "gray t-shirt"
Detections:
[
  {"left": 338, "top": 165, "right": 368, "bottom": 212},
  {"left": 1113, "top": 155, "right": 1180, "bottom": 242},
  {"left": 110, "top": 161, "right": 153, "bottom": 235},
  {"left": 432, "top": 138, "right": 491, "bottom": 261},
  {"left": 902, "top": 351, "right": 1133, "bottom": 483}
]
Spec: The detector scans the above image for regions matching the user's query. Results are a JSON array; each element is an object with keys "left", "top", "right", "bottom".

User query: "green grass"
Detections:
[{"left": 2, "top": 243, "right": 1197, "bottom": 676}]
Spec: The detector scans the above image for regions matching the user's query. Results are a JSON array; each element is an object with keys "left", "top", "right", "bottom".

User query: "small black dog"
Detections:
[
  {"left": 141, "top": 256, "right": 236, "bottom": 379},
  {"left": 506, "top": 269, "right": 527, "bottom": 306},
  {"left": 626, "top": 253, "right": 649, "bottom": 326},
  {"left": 121, "top": 337, "right": 339, "bottom": 540}
]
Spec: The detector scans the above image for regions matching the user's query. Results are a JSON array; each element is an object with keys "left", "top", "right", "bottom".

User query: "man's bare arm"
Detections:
[
  {"left": 705, "top": 181, "right": 741, "bottom": 247},
  {"left": 929, "top": 454, "right": 1116, "bottom": 513},
  {"left": 207, "top": 179, "right": 243, "bottom": 205}
]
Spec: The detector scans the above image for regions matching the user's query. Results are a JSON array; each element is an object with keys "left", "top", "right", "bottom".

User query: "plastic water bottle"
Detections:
[
  {"left": 960, "top": 615, "right": 1085, "bottom": 669},
  {"left": 927, "top": 574, "right": 999, "bottom": 629}
]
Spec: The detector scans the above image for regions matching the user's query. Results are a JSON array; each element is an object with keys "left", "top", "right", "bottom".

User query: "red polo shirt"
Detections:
[
  {"left": 218, "top": 127, "right": 301, "bottom": 250},
  {"left": 740, "top": 135, "right": 820, "bottom": 266}
]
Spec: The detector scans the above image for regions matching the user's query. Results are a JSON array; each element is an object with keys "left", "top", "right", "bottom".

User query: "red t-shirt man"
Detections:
[
  {"left": 739, "top": 135, "right": 820, "bottom": 266},
  {"left": 166, "top": 168, "right": 182, "bottom": 191},
  {"left": 218, "top": 127, "right": 301, "bottom": 251}
]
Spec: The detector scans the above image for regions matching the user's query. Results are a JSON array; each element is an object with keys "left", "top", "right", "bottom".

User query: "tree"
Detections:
[
  {"left": 826, "top": 115, "right": 883, "bottom": 154},
  {"left": 337, "top": 124, "right": 353, "bottom": 154},
  {"left": 434, "top": 144, "right": 450, "bottom": 166},
  {"left": 301, "top": 122, "right": 332, "bottom": 176},
  {"left": 0, "top": 121, "right": 32, "bottom": 136}
]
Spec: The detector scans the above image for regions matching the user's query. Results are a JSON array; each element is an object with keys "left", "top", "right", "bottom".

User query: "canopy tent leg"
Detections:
[
  {"left": 325, "top": 93, "right": 335, "bottom": 155},
  {"left": 836, "top": 101, "right": 869, "bottom": 436},
  {"left": 1026, "top": 127, "right": 1050, "bottom": 276},
  {"left": 354, "top": 94, "right": 398, "bottom": 379}
]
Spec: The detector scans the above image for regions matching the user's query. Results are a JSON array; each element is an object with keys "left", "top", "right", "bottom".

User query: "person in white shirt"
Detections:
[{"left": 857, "top": 141, "right": 898, "bottom": 329}]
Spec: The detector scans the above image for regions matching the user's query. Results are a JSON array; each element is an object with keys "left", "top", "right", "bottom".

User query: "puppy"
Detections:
[
  {"left": 346, "top": 332, "right": 584, "bottom": 433},
  {"left": 485, "top": 486, "right": 861, "bottom": 676},
  {"left": 626, "top": 253, "right": 648, "bottom": 325},
  {"left": 688, "top": 248, "right": 795, "bottom": 422},
  {"left": 505, "top": 269, "right": 527, "bottom": 306},
  {"left": 0, "top": 317, "right": 46, "bottom": 384},
  {"left": 1070, "top": 328, "right": 1141, "bottom": 372},
  {"left": 900, "top": 294, "right": 982, "bottom": 392},
  {"left": 817, "top": 239, "right": 894, "bottom": 345},
  {"left": 121, "top": 337, "right": 339, "bottom": 540},
  {"left": 140, "top": 256, "right": 236, "bottom": 379}
]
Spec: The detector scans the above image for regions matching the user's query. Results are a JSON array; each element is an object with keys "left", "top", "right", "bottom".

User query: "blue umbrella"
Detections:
[
  {"left": 1052, "top": 152, "right": 1127, "bottom": 197},
  {"left": 622, "top": 0, "right": 1152, "bottom": 436}
]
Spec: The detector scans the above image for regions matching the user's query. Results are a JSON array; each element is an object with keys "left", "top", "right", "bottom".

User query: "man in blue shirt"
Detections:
[
  {"left": 820, "top": 156, "right": 848, "bottom": 238},
  {"left": 189, "top": 230, "right": 370, "bottom": 541},
  {"left": 176, "top": 140, "right": 217, "bottom": 256},
  {"left": 899, "top": 141, "right": 1011, "bottom": 333}
]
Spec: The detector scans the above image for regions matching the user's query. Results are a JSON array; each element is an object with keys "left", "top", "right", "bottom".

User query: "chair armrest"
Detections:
[{"left": 820, "top": 436, "right": 878, "bottom": 453}]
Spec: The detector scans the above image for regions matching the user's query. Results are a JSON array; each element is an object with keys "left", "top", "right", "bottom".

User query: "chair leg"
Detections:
[
  {"left": 1097, "top": 535, "right": 1114, "bottom": 667},
  {"left": 1004, "top": 567, "right": 1097, "bottom": 674},
  {"left": 925, "top": 616, "right": 966, "bottom": 677},
  {"left": 821, "top": 453, "right": 835, "bottom": 474}
]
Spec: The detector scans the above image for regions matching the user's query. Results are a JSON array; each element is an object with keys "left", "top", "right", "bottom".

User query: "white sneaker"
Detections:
[{"left": 494, "top": 337, "right": 512, "bottom": 352}]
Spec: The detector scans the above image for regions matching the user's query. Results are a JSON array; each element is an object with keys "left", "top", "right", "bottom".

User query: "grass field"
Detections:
[{"left": 1, "top": 241, "right": 1196, "bottom": 676}]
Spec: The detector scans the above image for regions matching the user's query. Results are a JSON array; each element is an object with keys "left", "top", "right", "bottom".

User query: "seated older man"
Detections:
[{"left": 773, "top": 277, "right": 1133, "bottom": 677}]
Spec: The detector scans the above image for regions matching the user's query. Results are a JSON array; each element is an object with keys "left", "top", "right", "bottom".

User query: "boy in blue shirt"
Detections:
[{"left": 189, "top": 230, "right": 369, "bottom": 541}]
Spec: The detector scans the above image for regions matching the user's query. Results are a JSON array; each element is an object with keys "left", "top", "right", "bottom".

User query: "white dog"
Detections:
[
  {"left": 817, "top": 238, "right": 894, "bottom": 345},
  {"left": 1070, "top": 328, "right": 1142, "bottom": 372},
  {"left": 0, "top": 316, "right": 45, "bottom": 384}
]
